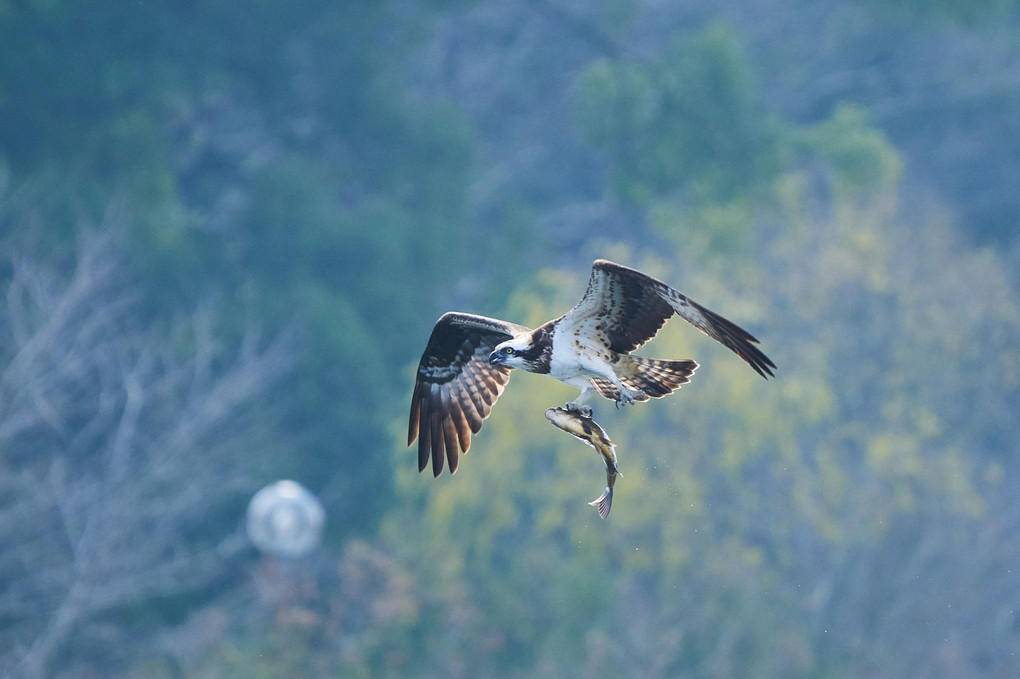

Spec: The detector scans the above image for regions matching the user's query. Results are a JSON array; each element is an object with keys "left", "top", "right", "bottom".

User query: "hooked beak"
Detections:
[{"left": 488, "top": 351, "right": 504, "bottom": 366}]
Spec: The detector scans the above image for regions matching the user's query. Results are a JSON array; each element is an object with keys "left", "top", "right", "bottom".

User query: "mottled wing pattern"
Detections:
[
  {"left": 562, "top": 260, "right": 676, "bottom": 353},
  {"left": 567, "top": 260, "right": 775, "bottom": 379},
  {"left": 408, "top": 312, "right": 530, "bottom": 476}
]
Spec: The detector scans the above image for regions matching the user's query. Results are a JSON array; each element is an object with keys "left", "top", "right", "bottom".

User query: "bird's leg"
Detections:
[
  {"left": 579, "top": 353, "right": 644, "bottom": 409},
  {"left": 565, "top": 386, "right": 594, "bottom": 418}
]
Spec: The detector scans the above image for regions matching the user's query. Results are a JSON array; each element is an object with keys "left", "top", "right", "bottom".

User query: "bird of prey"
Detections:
[{"left": 408, "top": 259, "right": 775, "bottom": 476}]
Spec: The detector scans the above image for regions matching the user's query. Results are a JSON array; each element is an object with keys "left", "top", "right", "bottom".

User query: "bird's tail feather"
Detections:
[{"left": 590, "top": 356, "right": 698, "bottom": 401}]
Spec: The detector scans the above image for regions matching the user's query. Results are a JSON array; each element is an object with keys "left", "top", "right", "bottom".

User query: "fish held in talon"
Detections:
[{"left": 545, "top": 407, "right": 619, "bottom": 518}]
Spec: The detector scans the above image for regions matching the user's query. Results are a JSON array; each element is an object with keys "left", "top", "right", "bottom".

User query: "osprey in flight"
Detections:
[{"left": 409, "top": 259, "right": 775, "bottom": 476}]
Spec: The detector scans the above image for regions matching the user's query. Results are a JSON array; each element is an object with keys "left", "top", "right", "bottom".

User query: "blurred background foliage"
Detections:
[{"left": 1, "top": 0, "right": 1019, "bottom": 677}]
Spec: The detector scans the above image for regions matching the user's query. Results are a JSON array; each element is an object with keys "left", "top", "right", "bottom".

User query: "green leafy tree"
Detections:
[{"left": 574, "top": 24, "right": 782, "bottom": 208}]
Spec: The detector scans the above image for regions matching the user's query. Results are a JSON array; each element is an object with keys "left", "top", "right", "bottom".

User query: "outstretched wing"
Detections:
[
  {"left": 562, "top": 260, "right": 776, "bottom": 379},
  {"left": 408, "top": 312, "right": 531, "bottom": 476}
]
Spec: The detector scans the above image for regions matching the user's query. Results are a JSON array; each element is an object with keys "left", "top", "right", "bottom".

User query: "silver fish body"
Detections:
[{"left": 545, "top": 406, "right": 619, "bottom": 518}]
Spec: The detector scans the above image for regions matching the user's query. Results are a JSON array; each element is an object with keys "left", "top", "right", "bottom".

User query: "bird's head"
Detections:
[{"left": 489, "top": 335, "right": 535, "bottom": 369}]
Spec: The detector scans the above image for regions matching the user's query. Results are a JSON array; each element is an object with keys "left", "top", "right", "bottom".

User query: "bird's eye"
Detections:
[{"left": 504, "top": 347, "right": 514, "bottom": 354}]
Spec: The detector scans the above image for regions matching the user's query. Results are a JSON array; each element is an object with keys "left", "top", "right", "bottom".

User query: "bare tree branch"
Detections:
[{"left": 0, "top": 216, "right": 294, "bottom": 678}]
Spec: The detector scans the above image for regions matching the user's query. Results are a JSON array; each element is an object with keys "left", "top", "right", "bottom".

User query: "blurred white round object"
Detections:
[{"left": 246, "top": 480, "right": 325, "bottom": 558}]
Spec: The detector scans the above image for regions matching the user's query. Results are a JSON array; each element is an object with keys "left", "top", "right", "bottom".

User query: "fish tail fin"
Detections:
[
  {"left": 589, "top": 487, "right": 613, "bottom": 519},
  {"left": 592, "top": 356, "right": 698, "bottom": 401}
]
